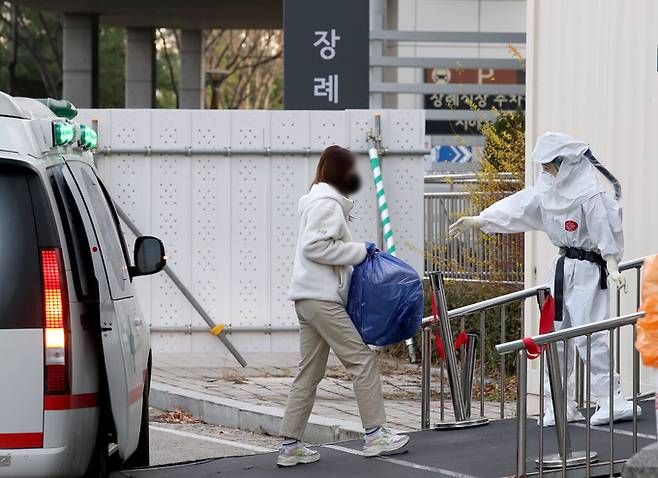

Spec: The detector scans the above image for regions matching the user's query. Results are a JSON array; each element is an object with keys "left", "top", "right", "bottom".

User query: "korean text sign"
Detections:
[{"left": 283, "top": 0, "right": 369, "bottom": 109}]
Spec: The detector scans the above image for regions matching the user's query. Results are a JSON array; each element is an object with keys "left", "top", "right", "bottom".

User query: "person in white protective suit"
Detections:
[{"left": 449, "top": 132, "right": 640, "bottom": 426}]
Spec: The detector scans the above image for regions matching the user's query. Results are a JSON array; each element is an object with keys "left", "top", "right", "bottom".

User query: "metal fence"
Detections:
[
  {"left": 498, "top": 311, "right": 645, "bottom": 477},
  {"left": 419, "top": 256, "right": 649, "bottom": 477},
  {"left": 424, "top": 173, "right": 524, "bottom": 283},
  {"left": 368, "top": 29, "right": 526, "bottom": 144}
]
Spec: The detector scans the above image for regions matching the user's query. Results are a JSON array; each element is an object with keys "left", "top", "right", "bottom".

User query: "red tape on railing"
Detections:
[
  {"left": 431, "top": 294, "right": 470, "bottom": 359},
  {"left": 523, "top": 294, "right": 556, "bottom": 359},
  {"left": 522, "top": 337, "right": 542, "bottom": 359}
]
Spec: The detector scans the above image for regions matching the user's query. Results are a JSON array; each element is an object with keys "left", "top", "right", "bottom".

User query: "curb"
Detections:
[{"left": 150, "top": 381, "right": 365, "bottom": 444}]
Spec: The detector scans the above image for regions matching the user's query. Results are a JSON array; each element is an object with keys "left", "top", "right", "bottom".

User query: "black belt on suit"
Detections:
[{"left": 554, "top": 247, "right": 607, "bottom": 323}]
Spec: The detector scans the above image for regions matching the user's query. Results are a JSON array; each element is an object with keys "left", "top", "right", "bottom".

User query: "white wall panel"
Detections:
[
  {"left": 384, "top": 110, "right": 425, "bottom": 151},
  {"left": 270, "top": 156, "right": 307, "bottom": 327},
  {"left": 229, "top": 155, "right": 270, "bottom": 328},
  {"left": 309, "top": 111, "right": 347, "bottom": 149},
  {"left": 270, "top": 111, "right": 310, "bottom": 150},
  {"left": 109, "top": 109, "right": 151, "bottom": 151},
  {"left": 190, "top": 156, "right": 232, "bottom": 352},
  {"left": 151, "top": 110, "right": 192, "bottom": 149},
  {"left": 230, "top": 110, "right": 268, "bottom": 150},
  {"left": 527, "top": 0, "right": 658, "bottom": 393},
  {"left": 191, "top": 110, "right": 231, "bottom": 151},
  {"left": 150, "top": 155, "right": 193, "bottom": 353},
  {"left": 384, "top": 155, "right": 425, "bottom": 274},
  {"left": 79, "top": 109, "right": 425, "bottom": 354}
]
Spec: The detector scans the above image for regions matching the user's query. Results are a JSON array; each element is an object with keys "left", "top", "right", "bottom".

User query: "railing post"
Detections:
[
  {"left": 429, "top": 272, "right": 466, "bottom": 421},
  {"left": 534, "top": 291, "right": 597, "bottom": 469},
  {"left": 516, "top": 350, "right": 528, "bottom": 478},
  {"left": 429, "top": 271, "right": 488, "bottom": 429},
  {"left": 461, "top": 333, "right": 478, "bottom": 419},
  {"left": 421, "top": 326, "right": 432, "bottom": 430},
  {"left": 545, "top": 342, "right": 573, "bottom": 459}
]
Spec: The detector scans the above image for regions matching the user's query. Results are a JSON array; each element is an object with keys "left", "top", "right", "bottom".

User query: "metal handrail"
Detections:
[
  {"left": 424, "top": 191, "right": 515, "bottom": 198},
  {"left": 369, "top": 30, "right": 527, "bottom": 43},
  {"left": 424, "top": 172, "right": 520, "bottom": 184},
  {"left": 421, "top": 256, "right": 648, "bottom": 327},
  {"left": 496, "top": 311, "right": 645, "bottom": 355},
  {"left": 497, "top": 256, "right": 647, "bottom": 477},
  {"left": 620, "top": 256, "right": 646, "bottom": 271},
  {"left": 421, "top": 284, "right": 545, "bottom": 326}
]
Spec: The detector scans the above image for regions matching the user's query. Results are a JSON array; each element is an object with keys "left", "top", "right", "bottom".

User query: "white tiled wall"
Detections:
[{"left": 77, "top": 109, "right": 425, "bottom": 354}]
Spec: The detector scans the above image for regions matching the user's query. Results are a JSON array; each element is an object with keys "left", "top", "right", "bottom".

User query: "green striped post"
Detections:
[
  {"left": 369, "top": 146, "right": 396, "bottom": 256},
  {"left": 368, "top": 144, "right": 417, "bottom": 363}
]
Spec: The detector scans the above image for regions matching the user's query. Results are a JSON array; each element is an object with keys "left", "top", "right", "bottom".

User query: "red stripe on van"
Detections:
[
  {"left": 0, "top": 432, "right": 43, "bottom": 449},
  {"left": 44, "top": 393, "right": 98, "bottom": 410},
  {"left": 128, "top": 384, "right": 143, "bottom": 405}
]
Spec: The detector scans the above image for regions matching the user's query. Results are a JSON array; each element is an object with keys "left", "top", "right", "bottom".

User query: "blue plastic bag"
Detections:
[{"left": 347, "top": 244, "right": 424, "bottom": 346}]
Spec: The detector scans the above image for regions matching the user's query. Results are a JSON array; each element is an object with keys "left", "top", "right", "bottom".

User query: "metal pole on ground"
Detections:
[
  {"left": 516, "top": 350, "right": 528, "bottom": 478},
  {"left": 421, "top": 326, "right": 432, "bottom": 429},
  {"left": 429, "top": 272, "right": 488, "bottom": 429},
  {"left": 461, "top": 333, "right": 478, "bottom": 419},
  {"left": 535, "top": 290, "right": 595, "bottom": 469}
]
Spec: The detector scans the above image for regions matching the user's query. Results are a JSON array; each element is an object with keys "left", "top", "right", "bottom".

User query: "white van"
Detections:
[{"left": 0, "top": 92, "right": 164, "bottom": 477}]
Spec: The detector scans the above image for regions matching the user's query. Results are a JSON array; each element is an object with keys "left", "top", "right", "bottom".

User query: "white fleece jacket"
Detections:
[{"left": 288, "top": 182, "right": 367, "bottom": 305}]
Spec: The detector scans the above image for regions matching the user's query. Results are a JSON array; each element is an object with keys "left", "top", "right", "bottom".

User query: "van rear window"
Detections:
[{"left": 0, "top": 166, "right": 56, "bottom": 329}]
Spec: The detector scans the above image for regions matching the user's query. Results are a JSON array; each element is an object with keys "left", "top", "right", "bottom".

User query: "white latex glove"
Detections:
[
  {"left": 448, "top": 216, "right": 483, "bottom": 239},
  {"left": 606, "top": 256, "right": 627, "bottom": 292}
]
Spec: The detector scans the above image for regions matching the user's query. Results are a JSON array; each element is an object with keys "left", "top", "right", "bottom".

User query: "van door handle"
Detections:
[{"left": 133, "top": 319, "right": 143, "bottom": 327}]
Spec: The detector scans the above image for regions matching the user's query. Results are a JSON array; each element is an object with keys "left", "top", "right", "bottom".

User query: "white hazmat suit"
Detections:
[{"left": 450, "top": 132, "right": 638, "bottom": 426}]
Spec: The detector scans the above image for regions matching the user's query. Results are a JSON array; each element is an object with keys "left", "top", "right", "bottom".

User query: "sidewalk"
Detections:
[{"left": 150, "top": 352, "right": 515, "bottom": 443}]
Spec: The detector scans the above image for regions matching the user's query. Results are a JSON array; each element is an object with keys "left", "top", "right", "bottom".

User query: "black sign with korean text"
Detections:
[
  {"left": 426, "top": 119, "right": 488, "bottom": 136},
  {"left": 283, "top": 0, "right": 369, "bottom": 109},
  {"left": 423, "top": 68, "right": 525, "bottom": 135},
  {"left": 424, "top": 93, "right": 526, "bottom": 111}
]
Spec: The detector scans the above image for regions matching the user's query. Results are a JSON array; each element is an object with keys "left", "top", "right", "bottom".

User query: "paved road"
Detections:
[
  {"left": 115, "top": 401, "right": 655, "bottom": 478},
  {"left": 146, "top": 408, "right": 280, "bottom": 466}
]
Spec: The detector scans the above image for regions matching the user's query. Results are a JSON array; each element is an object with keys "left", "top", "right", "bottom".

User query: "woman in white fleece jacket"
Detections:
[{"left": 277, "top": 146, "right": 409, "bottom": 467}]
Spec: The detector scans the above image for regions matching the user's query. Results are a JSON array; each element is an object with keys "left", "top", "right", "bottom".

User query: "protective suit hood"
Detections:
[
  {"left": 532, "top": 132, "right": 605, "bottom": 213},
  {"left": 531, "top": 132, "right": 589, "bottom": 164}
]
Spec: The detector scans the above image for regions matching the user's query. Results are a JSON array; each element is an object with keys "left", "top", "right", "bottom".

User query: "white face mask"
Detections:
[{"left": 536, "top": 170, "right": 556, "bottom": 190}]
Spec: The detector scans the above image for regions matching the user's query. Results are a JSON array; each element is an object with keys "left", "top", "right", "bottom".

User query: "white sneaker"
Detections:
[
  {"left": 363, "top": 427, "right": 410, "bottom": 457},
  {"left": 276, "top": 442, "right": 320, "bottom": 467},
  {"left": 539, "top": 401, "right": 584, "bottom": 427},
  {"left": 590, "top": 398, "right": 642, "bottom": 426}
]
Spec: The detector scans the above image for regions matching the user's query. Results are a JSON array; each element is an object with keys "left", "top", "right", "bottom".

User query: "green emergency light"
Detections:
[
  {"left": 53, "top": 121, "right": 75, "bottom": 146},
  {"left": 38, "top": 98, "right": 78, "bottom": 120},
  {"left": 79, "top": 124, "right": 98, "bottom": 150}
]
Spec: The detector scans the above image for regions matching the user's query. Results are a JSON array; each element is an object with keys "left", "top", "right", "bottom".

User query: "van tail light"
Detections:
[{"left": 41, "top": 248, "right": 69, "bottom": 395}]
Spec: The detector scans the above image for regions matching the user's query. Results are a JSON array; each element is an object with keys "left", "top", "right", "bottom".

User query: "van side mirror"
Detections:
[{"left": 131, "top": 236, "right": 166, "bottom": 277}]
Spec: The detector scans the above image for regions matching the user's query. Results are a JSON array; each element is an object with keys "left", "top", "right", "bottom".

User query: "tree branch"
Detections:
[{"left": 159, "top": 28, "right": 179, "bottom": 107}]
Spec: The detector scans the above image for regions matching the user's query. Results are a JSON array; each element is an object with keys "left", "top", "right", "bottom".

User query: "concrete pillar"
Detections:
[
  {"left": 125, "top": 28, "right": 155, "bottom": 108},
  {"left": 63, "top": 13, "right": 98, "bottom": 108},
  {"left": 179, "top": 30, "right": 204, "bottom": 109},
  {"left": 369, "top": 0, "right": 385, "bottom": 109}
]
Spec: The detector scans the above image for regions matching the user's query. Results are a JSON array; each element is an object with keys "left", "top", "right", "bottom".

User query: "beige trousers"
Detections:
[{"left": 279, "top": 299, "right": 387, "bottom": 440}]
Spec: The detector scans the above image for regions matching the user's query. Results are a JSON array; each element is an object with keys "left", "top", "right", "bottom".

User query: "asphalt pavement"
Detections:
[
  {"left": 145, "top": 408, "right": 280, "bottom": 466},
  {"left": 114, "top": 400, "right": 656, "bottom": 478}
]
